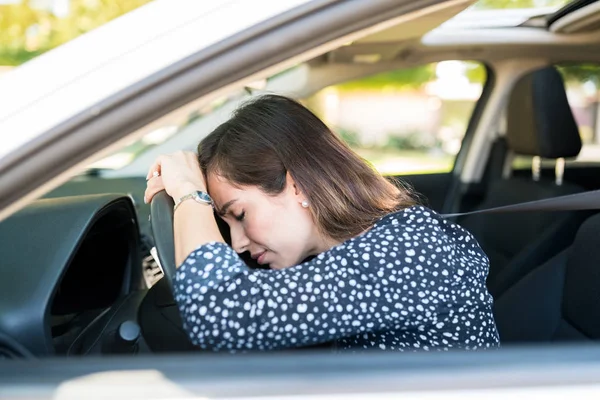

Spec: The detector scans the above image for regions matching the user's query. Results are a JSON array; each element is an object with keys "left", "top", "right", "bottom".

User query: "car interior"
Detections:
[
  {"left": 3, "top": 0, "right": 600, "bottom": 359},
  {"left": 458, "top": 66, "right": 590, "bottom": 298}
]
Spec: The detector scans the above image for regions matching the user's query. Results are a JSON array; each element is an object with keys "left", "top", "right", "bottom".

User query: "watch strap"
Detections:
[{"left": 173, "top": 191, "right": 213, "bottom": 212}]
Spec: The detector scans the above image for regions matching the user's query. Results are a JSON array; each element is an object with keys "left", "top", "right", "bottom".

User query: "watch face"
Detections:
[{"left": 195, "top": 191, "right": 213, "bottom": 204}]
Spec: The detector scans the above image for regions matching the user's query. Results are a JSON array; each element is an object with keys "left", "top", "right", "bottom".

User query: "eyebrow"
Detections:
[{"left": 217, "top": 199, "right": 238, "bottom": 217}]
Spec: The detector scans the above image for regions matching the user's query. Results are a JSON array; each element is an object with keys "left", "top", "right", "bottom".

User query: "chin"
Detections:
[
  {"left": 268, "top": 253, "right": 304, "bottom": 270},
  {"left": 269, "top": 260, "right": 293, "bottom": 270}
]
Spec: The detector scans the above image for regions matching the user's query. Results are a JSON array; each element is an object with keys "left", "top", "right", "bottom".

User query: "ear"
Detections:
[{"left": 285, "top": 171, "right": 307, "bottom": 203}]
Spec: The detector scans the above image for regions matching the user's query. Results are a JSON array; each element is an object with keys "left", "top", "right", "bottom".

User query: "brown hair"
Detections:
[{"left": 198, "top": 94, "right": 417, "bottom": 242}]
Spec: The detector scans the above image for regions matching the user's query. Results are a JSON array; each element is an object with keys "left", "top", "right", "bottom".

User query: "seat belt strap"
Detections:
[{"left": 442, "top": 189, "right": 600, "bottom": 218}]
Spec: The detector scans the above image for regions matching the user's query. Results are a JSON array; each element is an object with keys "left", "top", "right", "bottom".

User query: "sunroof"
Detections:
[
  {"left": 472, "top": 0, "right": 574, "bottom": 11},
  {"left": 438, "top": 0, "right": 578, "bottom": 29}
]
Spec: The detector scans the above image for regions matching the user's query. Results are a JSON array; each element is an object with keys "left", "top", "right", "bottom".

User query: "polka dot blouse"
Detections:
[{"left": 173, "top": 206, "right": 500, "bottom": 351}]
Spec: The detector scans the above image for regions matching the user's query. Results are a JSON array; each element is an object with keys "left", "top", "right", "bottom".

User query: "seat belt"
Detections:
[{"left": 442, "top": 189, "right": 600, "bottom": 219}]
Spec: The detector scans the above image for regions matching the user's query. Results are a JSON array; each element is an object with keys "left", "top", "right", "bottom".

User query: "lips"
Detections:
[{"left": 251, "top": 251, "right": 267, "bottom": 264}]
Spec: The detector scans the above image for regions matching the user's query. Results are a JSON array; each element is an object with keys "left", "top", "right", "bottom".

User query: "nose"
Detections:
[{"left": 230, "top": 224, "right": 250, "bottom": 254}]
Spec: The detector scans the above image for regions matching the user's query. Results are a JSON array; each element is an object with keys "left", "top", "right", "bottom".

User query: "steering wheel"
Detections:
[{"left": 149, "top": 190, "right": 177, "bottom": 285}]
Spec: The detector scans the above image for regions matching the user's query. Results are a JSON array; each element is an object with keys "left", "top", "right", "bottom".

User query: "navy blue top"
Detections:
[{"left": 173, "top": 206, "right": 500, "bottom": 351}]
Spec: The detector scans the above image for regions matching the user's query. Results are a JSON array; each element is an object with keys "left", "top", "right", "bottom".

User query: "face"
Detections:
[{"left": 207, "top": 173, "right": 322, "bottom": 270}]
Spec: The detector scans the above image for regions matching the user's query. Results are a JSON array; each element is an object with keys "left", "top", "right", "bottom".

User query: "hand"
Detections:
[{"left": 144, "top": 151, "right": 206, "bottom": 204}]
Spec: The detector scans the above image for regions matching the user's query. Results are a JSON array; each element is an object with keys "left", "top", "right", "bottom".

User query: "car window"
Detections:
[
  {"left": 88, "top": 92, "right": 244, "bottom": 171},
  {"left": 90, "top": 61, "right": 489, "bottom": 177},
  {"left": 513, "top": 63, "right": 600, "bottom": 170},
  {"left": 303, "top": 61, "right": 487, "bottom": 176},
  {"left": 92, "top": 67, "right": 296, "bottom": 175}
]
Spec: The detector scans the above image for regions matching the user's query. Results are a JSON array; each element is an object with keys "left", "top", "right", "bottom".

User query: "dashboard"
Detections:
[
  {"left": 0, "top": 176, "right": 267, "bottom": 358},
  {"left": 0, "top": 194, "right": 146, "bottom": 357}
]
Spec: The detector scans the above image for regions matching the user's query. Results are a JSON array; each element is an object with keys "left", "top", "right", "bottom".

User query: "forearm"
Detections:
[
  {"left": 174, "top": 242, "right": 396, "bottom": 351},
  {"left": 173, "top": 197, "right": 225, "bottom": 267}
]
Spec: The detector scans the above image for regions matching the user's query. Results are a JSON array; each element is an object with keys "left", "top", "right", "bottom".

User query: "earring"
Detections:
[{"left": 301, "top": 200, "right": 309, "bottom": 208}]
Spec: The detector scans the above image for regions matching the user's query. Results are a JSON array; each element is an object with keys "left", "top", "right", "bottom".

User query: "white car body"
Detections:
[
  {"left": 0, "top": 0, "right": 311, "bottom": 160},
  {"left": 3, "top": 0, "right": 600, "bottom": 398}
]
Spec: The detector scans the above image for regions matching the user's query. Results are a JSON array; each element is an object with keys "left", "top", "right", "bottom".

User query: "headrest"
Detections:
[{"left": 506, "top": 67, "right": 581, "bottom": 159}]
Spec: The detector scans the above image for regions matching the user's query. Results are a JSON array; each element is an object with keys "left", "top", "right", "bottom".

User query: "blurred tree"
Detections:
[
  {"left": 336, "top": 65, "right": 437, "bottom": 91},
  {"left": 558, "top": 64, "right": 600, "bottom": 85},
  {"left": 0, "top": 0, "right": 152, "bottom": 65},
  {"left": 463, "top": 62, "right": 486, "bottom": 84},
  {"left": 336, "top": 62, "right": 487, "bottom": 92}
]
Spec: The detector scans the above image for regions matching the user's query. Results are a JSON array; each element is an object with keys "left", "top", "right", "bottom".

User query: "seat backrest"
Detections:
[
  {"left": 494, "top": 212, "right": 600, "bottom": 342},
  {"left": 459, "top": 66, "right": 585, "bottom": 298}
]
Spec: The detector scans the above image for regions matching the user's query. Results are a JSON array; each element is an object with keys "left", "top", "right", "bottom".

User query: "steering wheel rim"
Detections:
[{"left": 150, "top": 190, "right": 177, "bottom": 286}]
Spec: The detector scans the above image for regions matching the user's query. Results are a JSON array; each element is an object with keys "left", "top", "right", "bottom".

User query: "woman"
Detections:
[{"left": 144, "top": 94, "right": 499, "bottom": 352}]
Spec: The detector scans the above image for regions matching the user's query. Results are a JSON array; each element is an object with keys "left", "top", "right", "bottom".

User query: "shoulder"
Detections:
[
  {"left": 373, "top": 205, "right": 443, "bottom": 230},
  {"left": 312, "top": 206, "right": 487, "bottom": 268},
  {"left": 370, "top": 206, "right": 485, "bottom": 257}
]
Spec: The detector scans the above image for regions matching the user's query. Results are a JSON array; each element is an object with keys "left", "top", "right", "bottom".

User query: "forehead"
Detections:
[
  {"left": 207, "top": 173, "right": 239, "bottom": 196},
  {"left": 207, "top": 173, "right": 280, "bottom": 209},
  {"left": 207, "top": 173, "right": 258, "bottom": 204}
]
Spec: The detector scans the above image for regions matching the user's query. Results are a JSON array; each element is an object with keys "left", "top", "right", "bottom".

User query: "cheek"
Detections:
[
  {"left": 244, "top": 203, "right": 300, "bottom": 249},
  {"left": 243, "top": 211, "right": 275, "bottom": 244}
]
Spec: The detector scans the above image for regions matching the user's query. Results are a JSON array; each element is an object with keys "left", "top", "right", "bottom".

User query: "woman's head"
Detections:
[{"left": 198, "top": 94, "right": 416, "bottom": 269}]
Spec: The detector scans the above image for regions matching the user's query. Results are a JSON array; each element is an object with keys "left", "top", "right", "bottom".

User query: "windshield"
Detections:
[{"left": 97, "top": 66, "right": 302, "bottom": 178}]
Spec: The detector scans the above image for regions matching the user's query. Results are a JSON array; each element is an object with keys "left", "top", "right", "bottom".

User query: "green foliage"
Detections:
[
  {"left": 463, "top": 62, "right": 487, "bottom": 84},
  {"left": 385, "top": 132, "right": 431, "bottom": 151},
  {"left": 385, "top": 131, "right": 438, "bottom": 151},
  {"left": 335, "top": 61, "right": 486, "bottom": 92},
  {"left": 336, "top": 65, "right": 436, "bottom": 91},
  {"left": 557, "top": 64, "right": 600, "bottom": 85},
  {"left": 0, "top": 0, "right": 153, "bottom": 66},
  {"left": 0, "top": 49, "right": 45, "bottom": 65}
]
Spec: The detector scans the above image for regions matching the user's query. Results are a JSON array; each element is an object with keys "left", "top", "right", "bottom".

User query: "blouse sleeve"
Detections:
[{"left": 172, "top": 209, "right": 488, "bottom": 351}]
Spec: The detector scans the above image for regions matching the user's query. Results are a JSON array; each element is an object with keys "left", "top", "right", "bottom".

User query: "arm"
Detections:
[
  {"left": 172, "top": 214, "right": 459, "bottom": 351},
  {"left": 144, "top": 151, "right": 226, "bottom": 266},
  {"left": 173, "top": 207, "right": 494, "bottom": 352},
  {"left": 172, "top": 184, "right": 225, "bottom": 266},
  {"left": 174, "top": 241, "right": 390, "bottom": 351}
]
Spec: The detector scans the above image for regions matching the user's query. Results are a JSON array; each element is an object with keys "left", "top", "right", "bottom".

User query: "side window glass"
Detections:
[{"left": 304, "top": 61, "right": 487, "bottom": 175}]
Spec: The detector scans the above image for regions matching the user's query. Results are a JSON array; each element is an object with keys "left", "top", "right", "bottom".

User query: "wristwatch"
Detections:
[{"left": 173, "top": 190, "right": 213, "bottom": 212}]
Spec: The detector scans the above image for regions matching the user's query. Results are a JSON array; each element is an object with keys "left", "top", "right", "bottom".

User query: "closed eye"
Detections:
[{"left": 234, "top": 211, "right": 245, "bottom": 222}]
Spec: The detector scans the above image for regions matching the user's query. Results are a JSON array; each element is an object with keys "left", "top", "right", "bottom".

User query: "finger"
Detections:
[
  {"left": 146, "top": 165, "right": 161, "bottom": 181},
  {"left": 146, "top": 156, "right": 164, "bottom": 181},
  {"left": 144, "top": 177, "right": 166, "bottom": 204},
  {"left": 144, "top": 179, "right": 165, "bottom": 204},
  {"left": 144, "top": 186, "right": 163, "bottom": 204}
]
